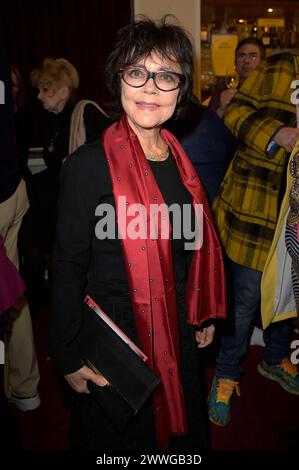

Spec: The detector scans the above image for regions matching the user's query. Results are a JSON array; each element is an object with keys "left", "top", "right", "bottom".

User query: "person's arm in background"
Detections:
[
  {"left": 224, "top": 55, "right": 298, "bottom": 160},
  {"left": 208, "top": 83, "right": 237, "bottom": 118}
]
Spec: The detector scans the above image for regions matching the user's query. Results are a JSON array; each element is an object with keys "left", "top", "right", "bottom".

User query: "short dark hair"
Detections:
[
  {"left": 235, "top": 37, "right": 266, "bottom": 59},
  {"left": 104, "top": 16, "right": 194, "bottom": 120}
]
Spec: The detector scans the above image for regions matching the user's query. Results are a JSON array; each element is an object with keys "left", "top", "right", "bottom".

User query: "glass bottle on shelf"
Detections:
[
  {"left": 261, "top": 26, "right": 271, "bottom": 48},
  {"left": 200, "top": 23, "right": 215, "bottom": 97},
  {"left": 270, "top": 27, "right": 280, "bottom": 50},
  {"left": 200, "top": 24, "right": 209, "bottom": 43},
  {"left": 279, "top": 28, "right": 290, "bottom": 49},
  {"left": 251, "top": 23, "right": 258, "bottom": 37},
  {"left": 289, "top": 28, "right": 298, "bottom": 48},
  {"left": 219, "top": 21, "right": 228, "bottom": 34},
  {"left": 239, "top": 20, "right": 250, "bottom": 40},
  {"left": 224, "top": 67, "right": 239, "bottom": 89},
  {"left": 228, "top": 19, "right": 238, "bottom": 35}
]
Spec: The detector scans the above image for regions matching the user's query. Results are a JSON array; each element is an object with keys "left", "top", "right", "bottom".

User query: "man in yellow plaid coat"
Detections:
[{"left": 208, "top": 51, "right": 299, "bottom": 426}]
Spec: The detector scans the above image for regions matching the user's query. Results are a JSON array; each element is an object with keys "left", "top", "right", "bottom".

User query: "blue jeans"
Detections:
[{"left": 216, "top": 261, "right": 291, "bottom": 380}]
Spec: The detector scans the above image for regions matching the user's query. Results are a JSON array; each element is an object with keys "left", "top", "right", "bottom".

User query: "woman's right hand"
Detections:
[{"left": 65, "top": 365, "right": 108, "bottom": 394}]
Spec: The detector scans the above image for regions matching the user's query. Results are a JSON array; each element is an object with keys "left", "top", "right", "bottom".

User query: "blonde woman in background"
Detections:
[{"left": 19, "top": 58, "right": 110, "bottom": 315}]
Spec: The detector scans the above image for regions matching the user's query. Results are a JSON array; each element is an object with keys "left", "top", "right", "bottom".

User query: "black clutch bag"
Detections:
[{"left": 78, "top": 295, "right": 160, "bottom": 432}]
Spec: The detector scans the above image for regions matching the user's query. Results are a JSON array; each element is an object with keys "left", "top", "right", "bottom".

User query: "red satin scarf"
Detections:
[{"left": 102, "top": 114, "right": 226, "bottom": 449}]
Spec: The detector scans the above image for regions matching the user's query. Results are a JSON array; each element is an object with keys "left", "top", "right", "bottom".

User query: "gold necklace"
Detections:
[{"left": 145, "top": 147, "right": 169, "bottom": 161}]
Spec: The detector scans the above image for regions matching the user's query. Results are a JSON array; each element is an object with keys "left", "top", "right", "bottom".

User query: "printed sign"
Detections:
[
  {"left": 257, "top": 18, "right": 285, "bottom": 28},
  {"left": 211, "top": 34, "right": 238, "bottom": 76}
]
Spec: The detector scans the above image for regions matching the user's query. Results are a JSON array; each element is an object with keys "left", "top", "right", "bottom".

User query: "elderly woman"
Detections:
[
  {"left": 19, "top": 58, "right": 109, "bottom": 314},
  {"left": 49, "top": 17, "right": 226, "bottom": 451}
]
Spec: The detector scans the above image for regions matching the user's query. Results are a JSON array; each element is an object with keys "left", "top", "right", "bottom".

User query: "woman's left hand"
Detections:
[{"left": 195, "top": 324, "right": 215, "bottom": 348}]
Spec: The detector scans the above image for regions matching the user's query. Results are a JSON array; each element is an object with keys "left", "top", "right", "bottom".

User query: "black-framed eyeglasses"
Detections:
[
  {"left": 119, "top": 66, "right": 184, "bottom": 92},
  {"left": 236, "top": 52, "right": 260, "bottom": 61}
]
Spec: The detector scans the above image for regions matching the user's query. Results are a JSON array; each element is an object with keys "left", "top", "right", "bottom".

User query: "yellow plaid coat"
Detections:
[{"left": 213, "top": 51, "right": 299, "bottom": 272}]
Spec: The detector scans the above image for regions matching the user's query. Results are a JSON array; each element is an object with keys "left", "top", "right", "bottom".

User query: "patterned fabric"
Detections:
[
  {"left": 213, "top": 51, "right": 299, "bottom": 272},
  {"left": 287, "top": 151, "right": 299, "bottom": 231},
  {"left": 286, "top": 225, "right": 299, "bottom": 311},
  {"left": 102, "top": 114, "right": 226, "bottom": 449},
  {"left": 286, "top": 224, "right": 299, "bottom": 264},
  {"left": 292, "top": 260, "right": 299, "bottom": 313},
  {"left": 257, "top": 358, "right": 299, "bottom": 395},
  {"left": 207, "top": 376, "right": 240, "bottom": 427}
]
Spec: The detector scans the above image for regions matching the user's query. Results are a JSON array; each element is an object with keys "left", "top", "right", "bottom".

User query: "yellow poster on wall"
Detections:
[
  {"left": 257, "top": 18, "right": 285, "bottom": 28},
  {"left": 211, "top": 34, "right": 238, "bottom": 76}
]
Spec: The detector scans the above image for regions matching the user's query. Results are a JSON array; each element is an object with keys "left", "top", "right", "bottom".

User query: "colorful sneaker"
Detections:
[
  {"left": 208, "top": 376, "right": 240, "bottom": 426},
  {"left": 257, "top": 358, "right": 299, "bottom": 395}
]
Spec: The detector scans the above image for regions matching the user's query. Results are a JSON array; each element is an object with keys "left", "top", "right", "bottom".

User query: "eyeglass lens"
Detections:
[
  {"left": 122, "top": 67, "right": 181, "bottom": 91},
  {"left": 237, "top": 53, "right": 260, "bottom": 60}
]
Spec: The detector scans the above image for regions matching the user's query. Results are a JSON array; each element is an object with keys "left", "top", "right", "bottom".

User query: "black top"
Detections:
[
  {"left": 23, "top": 101, "right": 110, "bottom": 248},
  {"left": 14, "top": 105, "right": 31, "bottom": 180},
  {"left": 208, "top": 82, "right": 227, "bottom": 115},
  {"left": 50, "top": 141, "right": 195, "bottom": 376},
  {"left": 167, "top": 99, "right": 236, "bottom": 203},
  {"left": 43, "top": 99, "right": 110, "bottom": 173},
  {"left": 148, "top": 157, "right": 194, "bottom": 292},
  {"left": 0, "top": 50, "right": 21, "bottom": 203}
]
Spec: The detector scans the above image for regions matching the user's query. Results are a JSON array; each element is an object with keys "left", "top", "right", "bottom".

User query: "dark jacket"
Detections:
[
  {"left": 168, "top": 100, "right": 236, "bottom": 203},
  {"left": 0, "top": 50, "right": 20, "bottom": 203},
  {"left": 22, "top": 99, "right": 110, "bottom": 249}
]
